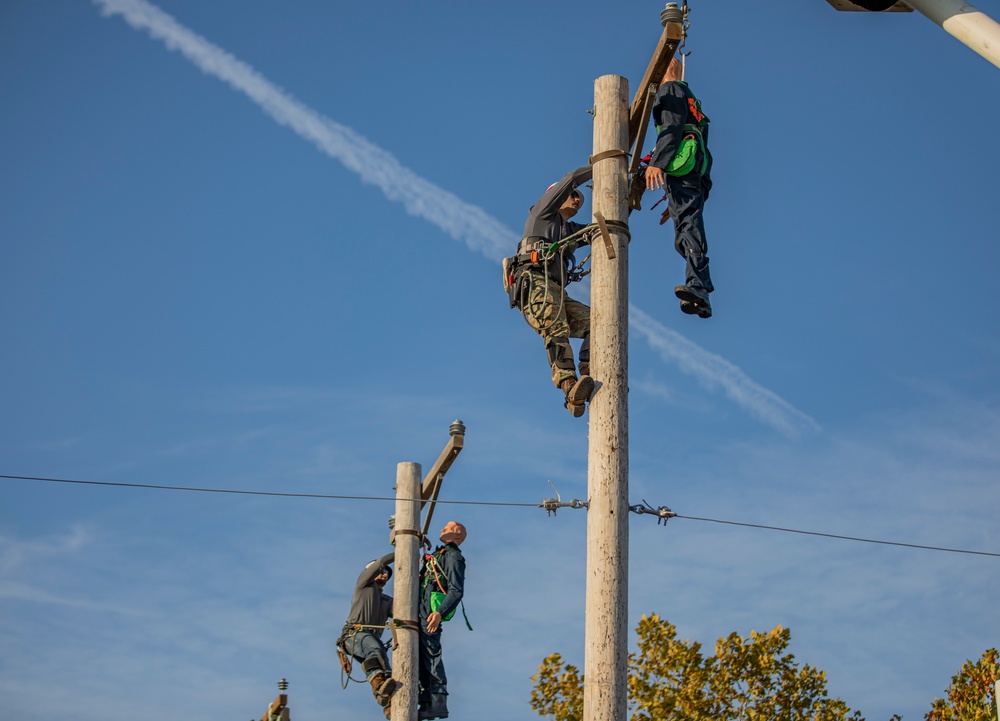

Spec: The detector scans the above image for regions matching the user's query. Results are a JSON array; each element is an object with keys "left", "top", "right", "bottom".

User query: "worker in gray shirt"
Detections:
[
  {"left": 338, "top": 552, "right": 398, "bottom": 716},
  {"left": 505, "top": 165, "right": 595, "bottom": 417}
]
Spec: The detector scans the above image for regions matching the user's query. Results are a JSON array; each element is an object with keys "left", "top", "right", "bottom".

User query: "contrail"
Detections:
[
  {"left": 630, "top": 307, "right": 820, "bottom": 436},
  {"left": 92, "top": 0, "right": 819, "bottom": 437},
  {"left": 92, "top": 0, "right": 514, "bottom": 262}
]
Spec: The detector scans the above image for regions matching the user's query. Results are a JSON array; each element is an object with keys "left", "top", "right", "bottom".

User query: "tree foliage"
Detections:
[
  {"left": 531, "top": 613, "right": 885, "bottom": 721},
  {"left": 925, "top": 648, "right": 998, "bottom": 721}
]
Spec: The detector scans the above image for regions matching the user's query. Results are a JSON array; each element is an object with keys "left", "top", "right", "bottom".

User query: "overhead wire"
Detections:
[
  {"left": 0, "top": 473, "right": 537, "bottom": 508},
  {"left": 2, "top": 473, "right": 998, "bottom": 558},
  {"left": 672, "top": 514, "right": 1000, "bottom": 558}
]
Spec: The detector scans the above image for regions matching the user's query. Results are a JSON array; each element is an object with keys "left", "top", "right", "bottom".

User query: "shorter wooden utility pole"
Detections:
[
  {"left": 389, "top": 420, "right": 466, "bottom": 721},
  {"left": 392, "top": 463, "right": 422, "bottom": 721}
]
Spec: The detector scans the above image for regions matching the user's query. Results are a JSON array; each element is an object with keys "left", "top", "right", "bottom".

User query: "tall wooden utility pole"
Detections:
[
  {"left": 584, "top": 74, "right": 631, "bottom": 721},
  {"left": 582, "top": 11, "right": 684, "bottom": 720},
  {"left": 391, "top": 463, "right": 421, "bottom": 721}
]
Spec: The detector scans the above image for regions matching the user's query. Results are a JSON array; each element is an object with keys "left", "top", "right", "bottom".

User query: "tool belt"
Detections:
[
  {"left": 517, "top": 236, "right": 549, "bottom": 259},
  {"left": 503, "top": 237, "right": 550, "bottom": 309},
  {"left": 504, "top": 227, "right": 594, "bottom": 309}
]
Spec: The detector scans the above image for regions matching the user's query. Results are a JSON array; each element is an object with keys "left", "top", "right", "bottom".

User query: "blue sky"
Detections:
[{"left": 1, "top": 1, "right": 998, "bottom": 720}]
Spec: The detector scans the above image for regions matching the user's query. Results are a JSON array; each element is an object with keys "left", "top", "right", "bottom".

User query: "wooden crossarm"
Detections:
[
  {"left": 258, "top": 694, "right": 287, "bottom": 721},
  {"left": 420, "top": 433, "right": 464, "bottom": 501},
  {"left": 627, "top": 21, "right": 684, "bottom": 153}
]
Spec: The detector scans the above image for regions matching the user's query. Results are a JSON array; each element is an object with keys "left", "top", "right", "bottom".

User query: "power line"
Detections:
[
  {"left": 673, "top": 514, "right": 1000, "bottom": 558},
  {"left": 3, "top": 473, "right": 998, "bottom": 558},
  {"left": 0, "top": 473, "right": 536, "bottom": 508}
]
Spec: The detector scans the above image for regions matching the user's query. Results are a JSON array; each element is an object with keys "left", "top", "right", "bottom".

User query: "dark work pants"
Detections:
[
  {"left": 666, "top": 172, "right": 713, "bottom": 294},
  {"left": 418, "top": 628, "right": 447, "bottom": 703}
]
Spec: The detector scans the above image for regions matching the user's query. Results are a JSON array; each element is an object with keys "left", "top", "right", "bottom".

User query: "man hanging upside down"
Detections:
[{"left": 645, "top": 57, "right": 715, "bottom": 319}]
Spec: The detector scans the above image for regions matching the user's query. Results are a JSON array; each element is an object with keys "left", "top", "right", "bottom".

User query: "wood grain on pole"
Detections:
[
  {"left": 584, "top": 74, "right": 630, "bottom": 721},
  {"left": 392, "top": 462, "right": 421, "bottom": 721}
]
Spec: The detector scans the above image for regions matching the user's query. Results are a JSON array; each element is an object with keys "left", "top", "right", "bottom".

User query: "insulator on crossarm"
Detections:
[{"left": 661, "top": 2, "right": 684, "bottom": 25}]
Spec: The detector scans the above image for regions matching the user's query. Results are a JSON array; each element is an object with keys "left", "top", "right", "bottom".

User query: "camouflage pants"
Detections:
[{"left": 519, "top": 269, "right": 590, "bottom": 388}]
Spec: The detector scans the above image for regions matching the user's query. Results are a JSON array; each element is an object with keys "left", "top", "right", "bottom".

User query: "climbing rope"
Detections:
[
  {"left": 517, "top": 219, "right": 631, "bottom": 330},
  {"left": 337, "top": 618, "right": 421, "bottom": 689},
  {"left": 517, "top": 224, "right": 598, "bottom": 332}
]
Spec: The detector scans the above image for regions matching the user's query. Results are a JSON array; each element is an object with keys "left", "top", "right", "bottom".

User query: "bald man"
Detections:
[{"left": 418, "top": 521, "right": 467, "bottom": 720}]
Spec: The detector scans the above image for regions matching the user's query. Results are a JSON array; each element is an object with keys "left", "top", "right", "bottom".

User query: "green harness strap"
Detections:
[
  {"left": 422, "top": 550, "right": 474, "bottom": 631},
  {"left": 654, "top": 81, "right": 711, "bottom": 178}
]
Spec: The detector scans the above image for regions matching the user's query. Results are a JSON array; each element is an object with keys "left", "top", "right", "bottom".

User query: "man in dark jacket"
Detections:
[
  {"left": 339, "top": 552, "right": 398, "bottom": 716},
  {"left": 418, "top": 521, "right": 467, "bottom": 720},
  {"left": 508, "top": 165, "right": 595, "bottom": 417},
  {"left": 645, "top": 58, "right": 715, "bottom": 318}
]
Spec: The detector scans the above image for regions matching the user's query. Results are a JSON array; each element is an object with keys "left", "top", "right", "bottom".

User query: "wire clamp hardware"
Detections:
[
  {"left": 540, "top": 481, "right": 589, "bottom": 516},
  {"left": 628, "top": 499, "right": 677, "bottom": 525}
]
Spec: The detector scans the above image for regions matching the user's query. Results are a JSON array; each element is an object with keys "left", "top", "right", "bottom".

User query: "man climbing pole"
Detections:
[
  {"left": 645, "top": 57, "right": 715, "bottom": 318},
  {"left": 338, "top": 552, "right": 398, "bottom": 718},
  {"left": 506, "top": 165, "right": 595, "bottom": 417},
  {"left": 418, "top": 520, "right": 468, "bottom": 720}
]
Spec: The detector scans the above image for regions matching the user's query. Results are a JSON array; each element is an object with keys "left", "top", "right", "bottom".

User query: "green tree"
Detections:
[
  {"left": 925, "top": 648, "right": 998, "bottom": 721},
  {"left": 531, "top": 613, "right": 896, "bottom": 721}
]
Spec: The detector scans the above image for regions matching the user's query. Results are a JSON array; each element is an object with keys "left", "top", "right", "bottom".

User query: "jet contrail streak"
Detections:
[
  {"left": 93, "top": 0, "right": 818, "bottom": 436},
  {"left": 631, "top": 306, "right": 820, "bottom": 436},
  {"left": 92, "top": 0, "right": 515, "bottom": 262}
]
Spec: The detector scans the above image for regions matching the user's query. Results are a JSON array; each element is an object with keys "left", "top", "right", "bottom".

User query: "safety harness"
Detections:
[
  {"left": 503, "top": 224, "right": 597, "bottom": 328},
  {"left": 421, "top": 548, "right": 473, "bottom": 631},
  {"left": 656, "top": 81, "right": 711, "bottom": 178},
  {"left": 336, "top": 617, "right": 421, "bottom": 690}
]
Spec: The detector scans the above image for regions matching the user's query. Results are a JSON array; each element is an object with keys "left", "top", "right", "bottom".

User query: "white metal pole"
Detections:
[{"left": 906, "top": 0, "right": 1000, "bottom": 69}]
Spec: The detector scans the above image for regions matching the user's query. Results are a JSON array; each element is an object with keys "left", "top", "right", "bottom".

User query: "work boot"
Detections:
[
  {"left": 674, "top": 285, "right": 712, "bottom": 319},
  {"left": 418, "top": 694, "right": 449, "bottom": 719},
  {"left": 371, "top": 674, "right": 398, "bottom": 708},
  {"left": 560, "top": 376, "right": 594, "bottom": 418},
  {"left": 578, "top": 362, "right": 590, "bottom": 377}
]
